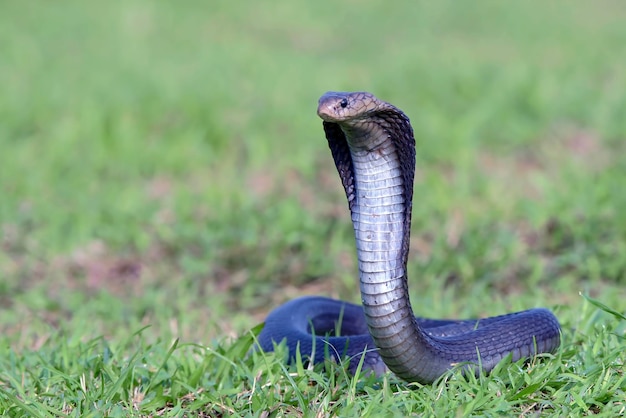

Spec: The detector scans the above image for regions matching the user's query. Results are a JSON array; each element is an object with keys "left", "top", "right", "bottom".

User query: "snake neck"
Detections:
[
  {"left": 338, "top": 121, "right": 433, "bottom": 378},
  {"left": 347, "top": 130, "right": 409, "bottom": 294}
]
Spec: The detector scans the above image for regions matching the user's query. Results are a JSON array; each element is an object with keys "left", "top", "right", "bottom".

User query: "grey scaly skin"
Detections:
[{"left": 258, "top": 91, "right": 561, "bottom": 384}]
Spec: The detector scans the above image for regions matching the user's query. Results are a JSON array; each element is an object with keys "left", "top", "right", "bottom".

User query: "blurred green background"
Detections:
[{"left": 1, "top": 0, "right": 625, "bottom": 354}]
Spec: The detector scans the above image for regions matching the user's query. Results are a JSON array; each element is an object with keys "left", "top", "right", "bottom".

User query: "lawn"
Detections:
[{"left": 1, "top": 1, "right": 625, "bottom": 416}]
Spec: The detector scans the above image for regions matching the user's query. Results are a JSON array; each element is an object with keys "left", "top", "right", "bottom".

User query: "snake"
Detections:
[{"left": 257, "top": 91, "right": 561, "bottom": 384}]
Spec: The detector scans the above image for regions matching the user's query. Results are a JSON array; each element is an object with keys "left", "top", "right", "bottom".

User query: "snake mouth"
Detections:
[{"left": 316, "top": 92, "right": 345, "bottom": 122}]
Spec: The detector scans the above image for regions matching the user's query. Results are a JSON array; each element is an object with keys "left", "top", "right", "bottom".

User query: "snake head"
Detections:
[{"left": 317, "top": 91, "right": 386, "bottom": 124}]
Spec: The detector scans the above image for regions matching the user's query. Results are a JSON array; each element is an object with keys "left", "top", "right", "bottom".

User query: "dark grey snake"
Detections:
[{"left": 258, "top": 91, "right": 561, "bottom": 384}]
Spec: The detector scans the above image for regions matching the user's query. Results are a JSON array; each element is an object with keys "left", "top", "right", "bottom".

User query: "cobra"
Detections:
[{"left": 258, "top": 91, "right": 561, "bottom": 384}]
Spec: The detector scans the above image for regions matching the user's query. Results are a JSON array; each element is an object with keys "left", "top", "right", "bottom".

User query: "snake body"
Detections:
[{"left": 258, "top": 91, "right": 561, "bottom": 383}]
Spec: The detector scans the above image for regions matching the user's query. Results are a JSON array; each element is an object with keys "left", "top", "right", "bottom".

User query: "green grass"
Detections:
[{"left": 1, "top": 0, "right": 625, "bottom": 416}]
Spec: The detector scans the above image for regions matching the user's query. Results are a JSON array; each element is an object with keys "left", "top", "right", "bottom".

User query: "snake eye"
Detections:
[{"left": 340, "top": 98, "right": 348, "bottom": 108}]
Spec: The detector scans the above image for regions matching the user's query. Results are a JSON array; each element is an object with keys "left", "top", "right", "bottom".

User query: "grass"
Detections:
[{"left": 1, "top": 0, "right": 625, "bottom": 416}]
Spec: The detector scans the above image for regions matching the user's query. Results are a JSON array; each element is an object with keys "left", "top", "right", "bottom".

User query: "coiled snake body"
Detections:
[{"left": 258, "top": 91, "right": 561, "bottom": 383}]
